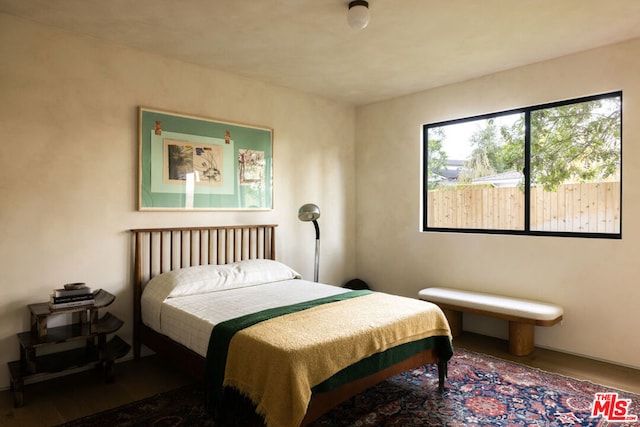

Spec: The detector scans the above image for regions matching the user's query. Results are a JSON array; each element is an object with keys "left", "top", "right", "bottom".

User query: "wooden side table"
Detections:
[{"left": 7, "top": 289, "right": 131, "bottom": 407}]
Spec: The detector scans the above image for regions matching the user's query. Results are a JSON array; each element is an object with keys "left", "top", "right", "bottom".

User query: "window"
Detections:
[{"left": 423, "top": 92, "right": 621, "bottom": 238}]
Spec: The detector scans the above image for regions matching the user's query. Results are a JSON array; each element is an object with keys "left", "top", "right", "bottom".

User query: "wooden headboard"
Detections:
[{"left": 130, "top": 224, "right": 277, "bottom": 358}]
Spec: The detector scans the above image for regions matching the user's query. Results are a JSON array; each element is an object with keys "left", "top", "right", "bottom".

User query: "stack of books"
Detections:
[{"left": 49, "top": 283, "right": 95, "bottom": 309}]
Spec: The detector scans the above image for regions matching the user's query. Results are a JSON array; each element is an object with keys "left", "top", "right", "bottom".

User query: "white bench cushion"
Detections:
[{"left": 418, "top": 287, "right": 563, "bottom": 322}]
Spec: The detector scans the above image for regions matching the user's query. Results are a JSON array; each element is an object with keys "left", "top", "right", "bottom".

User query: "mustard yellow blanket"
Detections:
[{"left": 222, "top": 292, "right": 451, "bottom": 427}]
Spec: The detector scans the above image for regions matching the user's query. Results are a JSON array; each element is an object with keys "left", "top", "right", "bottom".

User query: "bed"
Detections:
[{"left": 131, "top": 224, "right": 453, "bottom": 427}]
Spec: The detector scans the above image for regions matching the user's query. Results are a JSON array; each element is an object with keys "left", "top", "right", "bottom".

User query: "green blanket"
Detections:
[
  {"left": 205, "top": 290, "right": 453, "bottom": 426},
  {"left": 205, "top": 290, "right": 372, "bottom": 407},
  {"left": 312, "top": 334, "right": 453, "bottom": 393}
]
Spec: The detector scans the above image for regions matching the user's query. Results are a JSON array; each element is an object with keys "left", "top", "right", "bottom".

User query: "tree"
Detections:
[
  {"left": 426, "top": 127, "right": 448, "bottom": 189},
  {"left": 500, "top": 97, "right": 621, "bottom": 191},
  {"left": 459, "top": 119, "right": 503, "bottom": 182},
  {"left": 459, "top": 151, "right": 496, "bottom": 183}
]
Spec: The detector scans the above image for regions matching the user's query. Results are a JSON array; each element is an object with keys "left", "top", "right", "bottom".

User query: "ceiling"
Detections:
[{"left": 2, "top": 0, "right": 640, "bottom": 106}]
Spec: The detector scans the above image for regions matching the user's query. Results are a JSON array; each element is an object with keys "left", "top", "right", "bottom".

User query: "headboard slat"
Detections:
[{"left": 132, "top": 225, "right": 277, "bottom": 282}]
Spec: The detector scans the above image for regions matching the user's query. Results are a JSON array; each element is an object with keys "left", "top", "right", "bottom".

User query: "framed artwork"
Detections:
[{"left": 138, "top": 107, "right": 273, "bottom": 210}]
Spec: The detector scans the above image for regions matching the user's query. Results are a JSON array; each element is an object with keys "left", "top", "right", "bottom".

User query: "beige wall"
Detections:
[
  {"left": 355, "top": 38, "right": 640, "bottom": 369},
  {"left": 0, "top": 14, "right": 356, "bottom": 389}
]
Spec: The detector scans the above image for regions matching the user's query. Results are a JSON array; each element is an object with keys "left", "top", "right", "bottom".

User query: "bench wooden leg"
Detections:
[
  {"left": 509, "top": 322, "right": 534, "bottom": 356},
  {"left": 441, "top": 308, "right": 463, "bottom": 337}
]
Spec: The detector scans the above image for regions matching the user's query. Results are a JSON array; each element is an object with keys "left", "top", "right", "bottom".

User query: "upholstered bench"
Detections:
[{"left": 418, "top": 287, "right": 563, "bottom": 356}]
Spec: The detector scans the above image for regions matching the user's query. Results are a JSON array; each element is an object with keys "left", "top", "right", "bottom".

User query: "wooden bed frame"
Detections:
[{"left": 131, "top": 224, "right": 448, "bottom": 426}]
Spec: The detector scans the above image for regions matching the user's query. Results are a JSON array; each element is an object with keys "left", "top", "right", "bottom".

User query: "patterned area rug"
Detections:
[{"left": 58, "top": 349, "right": 640, "bottom": 427}]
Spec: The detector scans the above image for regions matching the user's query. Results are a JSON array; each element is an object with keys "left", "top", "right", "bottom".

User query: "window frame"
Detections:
[{"left": 422, "top": 91, "right": 622, "bottom": 239}]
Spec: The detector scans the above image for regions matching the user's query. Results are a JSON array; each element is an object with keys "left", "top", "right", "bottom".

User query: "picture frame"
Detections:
[{"left": 138, "top": 107, "right": 273, "bottom": 210}]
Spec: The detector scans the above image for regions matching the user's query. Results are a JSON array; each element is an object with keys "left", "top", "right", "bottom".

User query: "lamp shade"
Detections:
[
  {"left": 347, "top": 0, "right": 370, "bottom": 30},
  {"left": 298, "top": 203, "right": 320, "bottom": 221}
]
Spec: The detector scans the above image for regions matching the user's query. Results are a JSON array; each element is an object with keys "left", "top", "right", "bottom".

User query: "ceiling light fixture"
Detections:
[{"left": 347, "top": 0, "right": 370, "bottom": 30}]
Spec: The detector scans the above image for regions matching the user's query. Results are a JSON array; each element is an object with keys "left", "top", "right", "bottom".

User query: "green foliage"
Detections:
[
  {"left": 491, "top": 97, "right": 620, "bottom": 191},
  {"left": 472, "top": 119, "right": 505, "bottom": 172},
  {"left": 426, "top": 128, "right": 448, "bottom": 189},
  {"left": 426, "top": 95, "right": 620, "bottom": 193},
  {"left": 459, "top": 151, "right": 495, "bottom": 183}
]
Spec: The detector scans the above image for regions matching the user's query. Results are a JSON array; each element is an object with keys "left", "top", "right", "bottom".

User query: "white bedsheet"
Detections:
[{"left": 141, "top": 279, "right": 350, "bottom": 357}]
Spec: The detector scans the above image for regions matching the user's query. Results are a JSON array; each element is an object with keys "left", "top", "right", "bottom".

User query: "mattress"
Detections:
[{"left": 142, "top": 277, "right": 350, "bottom": 356}]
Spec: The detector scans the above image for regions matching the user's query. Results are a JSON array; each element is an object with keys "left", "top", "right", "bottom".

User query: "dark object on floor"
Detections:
[
  {"left": 53, "top": 348, "right": 640, "bottom": 427},
  {"left": 343, "top": 278, "right": 370, "bottom": 290}
]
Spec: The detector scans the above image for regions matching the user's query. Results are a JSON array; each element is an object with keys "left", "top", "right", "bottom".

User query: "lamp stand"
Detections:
[
  {"left": 297, "top": 203, "right": 321, "bottom": 283},
  {"left": 312, "top": 219, "right": 320, "bottom": 282}
]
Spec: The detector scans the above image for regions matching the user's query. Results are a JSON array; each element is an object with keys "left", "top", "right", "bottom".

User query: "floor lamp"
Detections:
[{"left": 298, "top": 203, "right": 320, "bottom": 282}]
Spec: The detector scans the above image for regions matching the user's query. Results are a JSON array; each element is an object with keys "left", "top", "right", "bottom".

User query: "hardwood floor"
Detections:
[
  {"left": 2, "top": 333, "right": 639, "bottom": 426},
  {"left": 0, "top": 355, "right": 193, "bottom": 427}
]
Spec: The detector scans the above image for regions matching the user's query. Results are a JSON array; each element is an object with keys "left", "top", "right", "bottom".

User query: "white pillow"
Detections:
[{"left": 145, "top": 259, "right": 301, "bottom": 300}]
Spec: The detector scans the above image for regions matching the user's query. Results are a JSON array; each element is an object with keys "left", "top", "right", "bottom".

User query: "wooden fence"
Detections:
[{"left": 427, "top": 181, "right": 620, "bottom": 233}]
